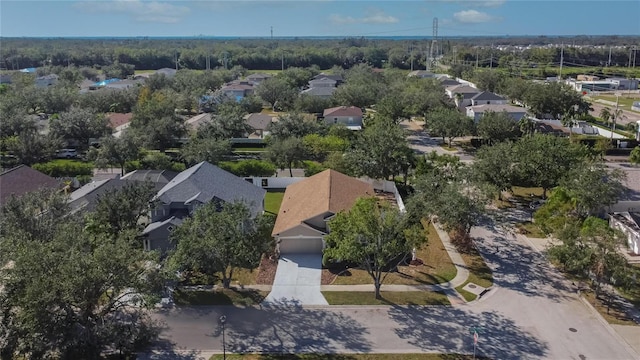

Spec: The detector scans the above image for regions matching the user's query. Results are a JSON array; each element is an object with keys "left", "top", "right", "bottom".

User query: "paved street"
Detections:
[{"left": 147, "top": 211, "right": 638, "bottom": 359}]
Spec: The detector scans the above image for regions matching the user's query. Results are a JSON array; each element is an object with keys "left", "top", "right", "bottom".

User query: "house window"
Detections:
[
  {"left": 334, "top": 117, "right": 338, "bottom": 124},
  {"left": 167, "top": 226, "right": 175, "bottom": 232},
  {"left": 348, "top": 117, "right": 354, "bottom": 124},
  {"left": 261, "top": 179, "right": 269, "bottom": 187},
  {"left": 487, "top": 101, "right": 491, "bottom": 104}
]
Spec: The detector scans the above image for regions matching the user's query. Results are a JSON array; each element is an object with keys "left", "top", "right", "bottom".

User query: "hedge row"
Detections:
[
  {"left": 33, "top": 160, "right": 93, "bottom": 177},
  {"left": 218, "top": 160, "right": 276, "bottom": 177}
]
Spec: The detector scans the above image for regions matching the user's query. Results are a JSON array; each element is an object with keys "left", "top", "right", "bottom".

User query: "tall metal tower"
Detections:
[{"left": 428, "top": 17, "right": 438, "bottom": 71}]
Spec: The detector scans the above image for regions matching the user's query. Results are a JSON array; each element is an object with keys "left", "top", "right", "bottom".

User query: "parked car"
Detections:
[{"left": 55, "top": 149, "right": 78, "bottom": 159}]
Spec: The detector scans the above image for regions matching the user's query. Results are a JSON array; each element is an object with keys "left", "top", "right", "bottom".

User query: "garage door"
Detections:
[{"left": 278, "top": 237, "right": 324, "bottom": 254}]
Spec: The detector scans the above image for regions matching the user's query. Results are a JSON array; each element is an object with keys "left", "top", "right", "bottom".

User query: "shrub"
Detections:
[
  {"left": 32, "top": 160, "right": 93, "bottom": 177},
  {"left": 302, "top": 160, "right": 325, "bottom": 177},
  {"left": 218, "top": 160, "right": 276, "bottom": 177}
]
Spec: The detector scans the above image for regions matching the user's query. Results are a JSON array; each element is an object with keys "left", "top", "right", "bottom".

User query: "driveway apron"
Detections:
[{"left": 263, "top": 254, "right": 328, "bottom": 305}]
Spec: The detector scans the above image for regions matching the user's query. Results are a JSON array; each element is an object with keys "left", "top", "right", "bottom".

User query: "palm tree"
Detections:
[
  {"left": 610, "top": 108, "right": 624, "bottom": 139},
  {"left": 599, "top": 107, "right": 611, "bottom": 126},
  {"left": 518, "top": 117, "right": 535, "bottom": 137},
  {"left": 454, "top": 92, "right": 464, "bottom": 108}
]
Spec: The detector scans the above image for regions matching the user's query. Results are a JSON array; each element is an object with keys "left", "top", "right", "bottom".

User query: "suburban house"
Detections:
[
  {"left": 408, "top": 70, "right": 436, "bottom": 78},
  {"left": 470, "top": 91, "right": 507, "bottom": 106},
  {"left": 272, "top": 170, "right": 375, "bottom": 254},
  {"left": 440, "top": 78, "right": 461, "bottom": 87},
  {"left": 312, "top": 73, "right": 344, "bottom": 86},
  {"left": 185, "top": 113, "right": 212, "bottom": 133},
  {"left": 155, "top": 68, "right": 177, "bottom": 78},
  {"left": 107, "top": 112, "right": 133, "bottom": 138},
  {"left": 244, "top": 113, "right": 273, "bottom": 139},
  {"left": 271, "top": 169, "right": 405, "bottom": 254},
  {"left": 219, "top": 81, "right": 255, "bottom": 101},
  {"left": 445, "top": 84, "right": 481, "bottom": 108},
  {"left": 142, "top": 161, "right": 266, "bottom": 252},
  {"left": 301, "top": 86, "right": 336, "bottom": 98},
  {"left": 609, "top": 212, "right": 640, "bottom": 256},
  {"left": 246, "top": 73, "right": 272, "bottom": 85},
  {"left": 35, "top": 74, "right": 58, "bottom": 88},
  {"left": 104, "top": 78, "right": 144, "bottom": 90},
  {"left": 0, "top": 165, "right": 61, "bottom": 207},
  {"left": 308, "top": 77, "right": 337, "bottom": 88},
  {"left": 68, "top": 170, "right": 178, "bottom": 214},
  {"left": 322, "top": 106, "right": 363, "bottom": 129},
  {"left": 466, "top": 104, "right": 528, "bottom": 122}
]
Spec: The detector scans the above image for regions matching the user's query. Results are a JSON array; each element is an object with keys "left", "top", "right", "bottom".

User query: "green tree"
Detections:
[
  {"left": 548, "top": 217, "right": 629, "bottom": 298},
  {"left": 266, "top": 136, "right": 306, "bottom": 177},
  {"left": 268, "top": 112, "right": 325, "bottom": 139},
  {"left": 169, "top": 201, "right": 274, "bottom": 288},
  {"left": 0, "top": 190, "right": 163, "bottom": 359},
  {"left": 332, "top": 64, "right": 386, "bottom": 108},
  {"left": 181, "top": 137, "right": 231, "bottom": 165},
  {"left": 255, "top": 77, "right": 297, "bottom": 111},
  {"left": 85, "top": 181, "right": 157, "bottom": 238},
  {"left": 630, "top": 146, "right": 640, "bottom": 166},
  {"left": 346, "top": 117, "right": 414, "bottom": 181},
  {"left": 426, "top": 107, "right": 475, "bottom": 147},
  {"left": 476, "top": 111, "right": 521, "bottom": 144},
  {"left": 473, "top": 70, "right": 504, "bottom": 92},
  {"left": 324, "top": 197, "right": 422, "bottom": 299},
  {"left": 49, "top": 107, "right": 111, "bottom": 150},
  {"left": 558, "top": 163, "right": 626, "bottom": 218},
  {"left": 302, "top": 134, "right": 349, "bottom": 162},
  {"left": 89, "top": 131, "right": 141, "bottom": 175},
  {"left": 472, "top": 142, "right": 516, "bottom": 200},
  {"left": 513, "top": 134, "right": 586, "bottom": 198}
]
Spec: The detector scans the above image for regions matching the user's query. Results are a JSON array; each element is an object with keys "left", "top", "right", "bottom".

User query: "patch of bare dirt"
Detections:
[{"left": 255, "top": 256, "right": 278, "bottom": 285}]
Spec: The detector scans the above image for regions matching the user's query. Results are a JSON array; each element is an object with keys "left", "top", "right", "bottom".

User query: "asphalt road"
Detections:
[{"left": 147, "top": 210, "right": 638, "bottom": 359}]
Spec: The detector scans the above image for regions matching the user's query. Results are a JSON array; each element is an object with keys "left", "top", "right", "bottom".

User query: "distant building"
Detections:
[
  {"left": 466, "top": 104, "right": 527, "bottom": 122},
  {"left": 35, "top": 74, "right": 58, "bottom": 88},
  {"left": 609, "top": 212, "right": 640, "bottom": 255}
]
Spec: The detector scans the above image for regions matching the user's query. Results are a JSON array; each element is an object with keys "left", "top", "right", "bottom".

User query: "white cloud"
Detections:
[
  {"left": 330, "top": 9, "right": 398, "bottom": 25},
  {"left": 74, "top": 0, "right": 190, "bottom": 23},
  {"left": 453, "top": 9, "right": 495, "bottom": 23}
]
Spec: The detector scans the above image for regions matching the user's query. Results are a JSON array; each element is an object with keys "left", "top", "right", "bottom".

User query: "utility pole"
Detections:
[
  {"left": 489, "top": 43, "right": 493, "bottom": 69},
  {"left": 475, "top": 47, "right": 479, "bottom": 69},
  {"left": 452, "top": 46, "right": 457, "bottom": 66},
  {"left": 629, "top": 47, "right": 633, "bottom": 68},
  {"left": 175, "top": 51, "right": 178, "bottom": 70},
  {"left": 633, "top": 45, "right": 637, "bottom": 68},
  {"left": 608, "top": 46, "right": 612, "bottom": 67},
  {"left": 409, "top": 44, "right": 414, "bottom": 71},
  {"left": 270, "top": 26, "right": 273, "bottom": 40},
  {"left": 559, "top": 43, "right": 564, "bottom": 80}
]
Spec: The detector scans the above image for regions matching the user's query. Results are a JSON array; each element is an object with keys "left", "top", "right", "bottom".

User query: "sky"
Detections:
[{"left": 1, "top": 0, "right": 639, "bottom": 38}]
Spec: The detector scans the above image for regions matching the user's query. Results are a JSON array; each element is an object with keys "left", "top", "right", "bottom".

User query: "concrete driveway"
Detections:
[{"left": 263, "top": 254, "right": 328, "bottom": 305}]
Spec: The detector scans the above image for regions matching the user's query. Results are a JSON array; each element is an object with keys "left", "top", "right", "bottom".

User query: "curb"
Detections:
[{"left": 578, "top": 295, "right": 639, "bottom": 359}]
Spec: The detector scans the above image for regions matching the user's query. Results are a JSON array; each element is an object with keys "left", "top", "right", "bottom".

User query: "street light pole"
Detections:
[{"left": 219, "top": 315, "right": 227, "bottom": 360}]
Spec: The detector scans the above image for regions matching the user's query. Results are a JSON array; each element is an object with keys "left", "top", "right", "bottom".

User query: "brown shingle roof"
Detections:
[
  {"left": 107, "top": 113, "right": 133, "bottom": 129},
  {"left": 245, "top": 113, "right": 273, "bottom": 130},
  {"left": 323, "top": 106, "right": 363, "bottom": 118},
  {"left": 272, "top": 170, "right": 374, "bottom": 235},
  {"left": 0, "top": 165, "right": 61, "bottom": 206}
]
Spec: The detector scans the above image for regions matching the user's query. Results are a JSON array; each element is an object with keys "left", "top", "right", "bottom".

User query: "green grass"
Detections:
[
  {"left": 590, "top": 95, "right": 639, "bottom": 109},
  {"left": 331, "top": 222, "right": 456, "bottom": 286},
  {"left": 173, "top": 288, "right": 268, "bottom": 306},
  {"left": 515, "top": 221, "right": 547, "bottom": 238},
  {"left": 321, "top": 291, "right": 450, "bottom": 306},
  {"left": 439, "top": 145, "right": 458, "bottom": 152},
  {"left": 454, "top": 247, "right": 493, "bottom": 302},
  {"left": 210, "top": 354, "right": 491, "bottom": 360},
  {"left": 582, "top": 290, "right": 639, "bottom": 326},
  {"left": 265, "top": 191, "right": 285, "bottom": 215},
  {"left": 511, "top": 186, "right": 544, "bottom": 198}
]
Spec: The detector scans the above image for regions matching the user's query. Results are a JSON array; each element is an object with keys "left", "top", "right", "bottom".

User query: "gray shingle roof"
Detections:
[
  {"left": 142, "top": 216, "right": 184, "bottom": 235},
  {"left": 245, "top": 113, "right": 273, "bottom": 130},
  {"left": 471, "top": 91, "right": 506, "bottom": 101},
  {"left": 154, "top": 161, "right": 266, "bottom": 214},
  {"left": 120, "top": 170, "right": 178, "bottom": 187},
  {"left": 301, "top": 87, "right": 336, "bottom": 97}
]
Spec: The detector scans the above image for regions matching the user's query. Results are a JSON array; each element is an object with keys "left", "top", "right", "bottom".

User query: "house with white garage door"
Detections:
[{"left": 272, "top": 169, "right": 375, "bottom": 254}]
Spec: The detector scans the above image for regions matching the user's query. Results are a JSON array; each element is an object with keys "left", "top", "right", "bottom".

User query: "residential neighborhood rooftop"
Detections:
[
  {"left": 272, "top": 169, "right": 375, "bottom": 236},
  {"left": 323, "top": 105, "right": 363, "bottom": 117},
  {"left": 0, "top": 165, "right": 61, "bottom": 207}
]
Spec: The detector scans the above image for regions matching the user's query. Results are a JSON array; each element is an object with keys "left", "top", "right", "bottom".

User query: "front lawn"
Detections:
[
  {"left": 173, "top": 288, "right": 268, "bottom": 306},
  {"left": 328, "top": 222, "right": 456, "bottom": 286},
  {"left": 265, "top": 191, "right": 285, "bottom": 215},
  {"left": 178, "top": 268, "right": 258, "bottom": 287},
  {"left": 454, "top": 246, "right": 493, "bottom": 302},
  {"left": 322, "top": 291, "right": 450, "bottom": 306}
]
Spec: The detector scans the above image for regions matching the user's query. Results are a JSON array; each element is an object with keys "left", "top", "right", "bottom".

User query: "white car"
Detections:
[{"left": 55, "top": 149, "right": 78, "bottom": 159}]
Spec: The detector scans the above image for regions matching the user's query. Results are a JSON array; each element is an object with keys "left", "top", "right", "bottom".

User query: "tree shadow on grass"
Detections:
[
  {"left": 226, "top": 299, "right": 372, "bottom": 354},
  {"left": 389, "top": 306, "right": 549, "bottom": 360}
]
